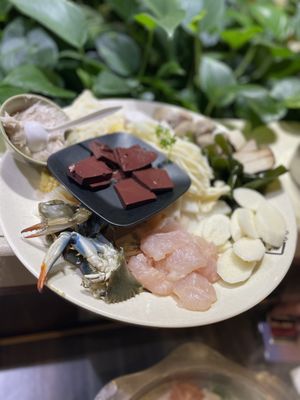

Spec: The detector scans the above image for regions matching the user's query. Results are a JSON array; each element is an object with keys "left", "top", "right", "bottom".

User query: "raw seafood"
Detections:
[
  {"left": 128, "top": 220, "right": 218, "bottom": 311},
  {"left": 173, "top": 272, "right": 217, "bottom": 311}
]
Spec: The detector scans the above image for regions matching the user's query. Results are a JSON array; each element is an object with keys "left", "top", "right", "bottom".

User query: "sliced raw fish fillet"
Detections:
[
  {"left": 161, "top": 241, "right": 208, "bottom": 281},
  {"left": 173, "top": 272, "right": 217, "bottom": 311},
  {"left": 141, "top": 230, "right": 191, "bottom": 261},
  {"left": 160, "top": 237, "right": 218, "bottom": 281},
  {"left": 127, "top": 253, "right": 173, "bottom": 296}
]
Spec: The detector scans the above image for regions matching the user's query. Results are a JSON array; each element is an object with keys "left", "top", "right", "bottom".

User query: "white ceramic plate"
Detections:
[{"left": 0, "top": 99, "right": 297, "bottom": 328}]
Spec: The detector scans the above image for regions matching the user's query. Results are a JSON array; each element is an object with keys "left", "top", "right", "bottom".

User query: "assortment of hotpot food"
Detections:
[{"left": 1, "top": 91, "right": 289, "bottom": 312}]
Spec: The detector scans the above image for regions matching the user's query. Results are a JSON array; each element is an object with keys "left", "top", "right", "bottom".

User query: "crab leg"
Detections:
[{"left": 38, "top": 232, "right": 72, "bottom": 292}]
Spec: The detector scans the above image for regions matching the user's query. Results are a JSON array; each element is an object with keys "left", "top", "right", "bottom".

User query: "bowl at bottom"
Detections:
[{"left": 95, "top": 343, "right": 298, "bottom": 400}]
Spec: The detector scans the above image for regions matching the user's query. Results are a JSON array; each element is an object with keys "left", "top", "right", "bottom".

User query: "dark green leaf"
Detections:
[
  {"left": 134, "top": 13, "right": 157, "bottom": 31},
  {"left": 238, "top": 87, "right": 286, "bottom": 123},
  {"left": 76, "top": 69, "right": 92, "bottom": 89},
  {"left": 250, "top": 4, "right": 290, "bottom": 40},
  {"left": 271, "top": 78, "right": 300, "bottom": 109},
  {"left": 142, "top": 0, "right": 185, "bottom": 37},
  {"left": 179, "top": 0, "right": 204, "bottom": 29},
  {"left": 0, "top": 84, "right": 24, "bottom": 103},
  {"left": 157, "top": 61, "right": 185, "bottom": 78},
  {"left": 221, "top": 26, "right": 262, "bottom": 50},
  {"left": 215, "top": 133, "right": 233, "bottom": 156},
  {"left": 243, "top": 166, "right": 288, "bottom": 190},
  {"left": 9, "top": 0, "right": 88, "bottom": 48},
  {"left": 79, "top": 4, "right": 104, "bottom": 42},
  {"left": 0, "top": 0, "right": 12, "bottom": 21},
  {"left": 200, "top": 0, "right": 225, "bottom": 33},
  {"left": 95, "top": 32, "right": 141, "bottom": 77},
  {"left": 106, "top": 0, "right": 140, "bottom": 20},
  {"left": 199, "top": 56, "right": 236, "bottom": 106},
  {"left": 243, "top": 125, "right": 276, "bottom": 146},
  {"left": 3, "top": 64, "right": 75, "bottom": 98},
  {"left": 93, "top": 70, "right": 134, "bottom": 95}
]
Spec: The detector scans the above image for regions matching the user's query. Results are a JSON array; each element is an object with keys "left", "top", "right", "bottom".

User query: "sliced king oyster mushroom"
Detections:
[{"left": 233, "top": 147, "right": 275, "bottom": 174}]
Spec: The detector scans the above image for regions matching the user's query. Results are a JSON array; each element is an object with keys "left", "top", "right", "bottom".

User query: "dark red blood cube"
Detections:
[
  {"left": 89, "top": 141, "right": 118, "bottom": 165},
  {"left": 86, "top": 179, "right": 111, "bottom": 191},
  {"left": 112, "top": 169, "right": 126, "bottom": 182},
  {"left": 114, "top": 145, "right": 157, "bottom": 172},
  {"left": 132, "top": 168, "right": 174, "bottom": 192},
  {"left": 68, "top": 156, "right": 112, "bottom": 185},
  {"left": 114, "top": 178, "right": 157, "bottom": 208}
]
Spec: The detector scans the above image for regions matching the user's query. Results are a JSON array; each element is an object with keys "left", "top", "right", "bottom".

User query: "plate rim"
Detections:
[{"left": 0, "top": 98, "right": 297, "bottom": 328}]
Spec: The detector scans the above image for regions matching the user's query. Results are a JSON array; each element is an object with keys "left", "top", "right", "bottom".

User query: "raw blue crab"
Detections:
[{"left": 22, "top": 200, "right": 142, "bottom": 303}]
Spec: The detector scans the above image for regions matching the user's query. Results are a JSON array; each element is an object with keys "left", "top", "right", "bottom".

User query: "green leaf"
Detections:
[
  {"left": 93, "top": 70, "right": 134, "bottom": 95},
  {"left": 238, "top": 87, "right": 286, "bottom": 123},
  {"left": 106, "top": 0, "right": 140, "bottom": 20},
  {"left": 95, "top": 32, "right": 141, "bottom": 77},
  {"left": 250, "top": 4, "right": 290, "bottom": 40},
  {"left": 0, "top": 84, "right": 24, "bottom": 103},
  {"left": 221, "top": 26, "right": 262, "bottom": 50},
  {"left": 2, "top": 65, "right": 75, "bottom": 98},
  {"left": 200, "top": 0, "right": 225, "bottom": 33},
  {"left": 179, "top": 0, "right": 204, "bottom": 27},
  {"left": 157, "top": 61, "right": 185, "bottom": 78},
  {"left": 199, "top": 56, "right": 236, "bottom": 106},
  {"left": 243, "top": 166, "right": 288, "bottom": 190},
  {"left": 142, "top": 0, "right": 185, "bottom": 37},
  {"left": 243, "top": 125, "right": 276, "bottom": 146},
  {"left": 271, "top": 78, "right": 300, "bottom": 108},
  {"left": 76, "top": 68, "right": 92, "bottom": 89},
  {"left": 9, "top": 0, "right": 88, "bottom": 48},
  {"left": 134, "top": 13, "right": 157, "bottom": 31},
  {"left": 0, "top": 18, "right": 59, "bottom": 72},
  {"left": 0, "top": 0, "right": 12, "bottom": 21},
  {"left": 79, "top": 4, "right": 104, "bottom": 42}
]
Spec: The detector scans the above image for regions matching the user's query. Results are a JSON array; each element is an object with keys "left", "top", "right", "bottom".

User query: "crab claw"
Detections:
[
  {"left": 37, "top": 231, "right": 72, "bottom": 292},
  {"left": 21, "top": 222, "right": 48, "bottom": 238}
]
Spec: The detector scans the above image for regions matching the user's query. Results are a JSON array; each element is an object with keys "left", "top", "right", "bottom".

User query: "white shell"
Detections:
[
  {"left": 233, "top": 188, "right": 266, "bottom": 211},
  {"left": 201, "top": 214, "right": 231, "bottom": 246},
  {"left": 255, "top": 202, "right": 286, "bottom": 248},
  {"left": 237, "top": 208, "right": 258, "bottom": 239},
  {"left": 217, "top": 248, "right": 256, "bottom": 284},
  {"left": 233, "top": 238, "right": 265, "bottom": 262}
]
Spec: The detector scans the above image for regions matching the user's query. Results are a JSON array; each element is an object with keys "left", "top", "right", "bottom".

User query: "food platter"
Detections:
[{"left": 0, "top": 98, "right": 297, "bottom": 328}]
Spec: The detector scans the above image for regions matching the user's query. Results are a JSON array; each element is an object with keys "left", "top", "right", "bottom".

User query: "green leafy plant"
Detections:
[{"left": 0, "top": 0, "right": 300, "bottom": 132}]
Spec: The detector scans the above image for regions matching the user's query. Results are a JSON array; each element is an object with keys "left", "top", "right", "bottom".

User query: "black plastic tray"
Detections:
[{"left": 47, "top": 132, "right": 191, "bottom": 227}]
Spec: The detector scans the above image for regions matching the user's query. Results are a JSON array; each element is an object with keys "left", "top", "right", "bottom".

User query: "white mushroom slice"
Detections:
[
  {"left": 237, "top": 208, "right": 258, "bottom": 239},
  {"left": 230, "top": 209, "right": 242, "bottom": 241},
  {"left": 239, "top": 139, "right": 257, "bottom": 153},
  {"left": 255, "top": 202, "right": 286, "bottom": 248},
  {"left": 217, "top": 248, "right": 256, "bottom": 284},
  {"left": 233, "top": 238, "right": 265, "bottom": 262},
  {"left": 242, "top": 156, "right": 275, "bottom": 174},
  {"left": 224, "top": 129, "right": 246, "bottom": 151},
  {"left": 233, "top": 188, "right": 266, "bottom": 211},
  {"left": 196, "top": 133, "right": 214, "bottom": 147},
  {"left": 233, "top": 148, "right": 275, "bottom": 174},
  {"left": 202, "top": 214, "right": 231, "bottom": 246}
]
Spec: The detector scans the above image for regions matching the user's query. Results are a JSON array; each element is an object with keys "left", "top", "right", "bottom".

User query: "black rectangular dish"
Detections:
[{"left": 47, "top": 132, "right": 191, "bottom": 227}]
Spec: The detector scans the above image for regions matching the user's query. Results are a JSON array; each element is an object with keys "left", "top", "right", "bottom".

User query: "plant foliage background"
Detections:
[{"left": 1, "top": 0, "right": 300, "bottom": 131}]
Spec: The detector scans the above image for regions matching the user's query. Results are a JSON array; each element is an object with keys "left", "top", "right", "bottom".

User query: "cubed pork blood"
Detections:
[
  {"left": 114, "top": 145, "right": 157, "bottom": 172},
  {"left": 86, "top": 179, "right": 111, "bottom": 190},
  {"left": 132, "top": 168, "right": 174, "bottom": 192},
  {"left": 89, "top": 141, "right": 118, "bottom": 165},
  {"left": 114, "top": 178, "right": 157, "bottom": 208},
  {"left": 68, "top": 156, "right": 112, "bottom": 185}
]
